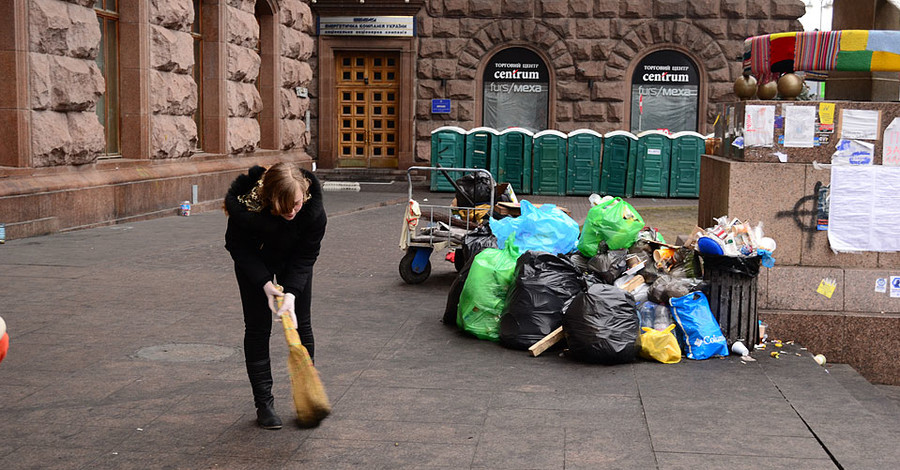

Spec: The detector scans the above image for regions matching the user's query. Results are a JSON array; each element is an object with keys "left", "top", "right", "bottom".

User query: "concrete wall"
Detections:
[{"left": 700, "top": 152, "right": 900, "bottom": 384}]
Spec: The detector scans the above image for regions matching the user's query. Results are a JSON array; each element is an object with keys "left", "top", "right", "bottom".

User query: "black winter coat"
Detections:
[{"left": 224, "top": 165, "right": 327, "bottom": 298}]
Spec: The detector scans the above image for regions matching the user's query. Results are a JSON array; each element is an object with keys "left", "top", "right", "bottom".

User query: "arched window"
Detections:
[
  {"left": 630, "top": 50, "right": 700, "bottom": 134},
  {"left": 482, "top": 47, "right": 549, "bottom": 133}
]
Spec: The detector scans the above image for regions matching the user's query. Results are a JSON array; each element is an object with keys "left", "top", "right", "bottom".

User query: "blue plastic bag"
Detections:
[
  {"left": 668, "top": 292, "right": 729, "bottom": 360},
  {"left": 490, "top": 200, "right": 580, "bottom": 255}
]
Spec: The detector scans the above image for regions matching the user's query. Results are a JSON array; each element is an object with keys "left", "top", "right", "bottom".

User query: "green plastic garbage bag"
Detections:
[
  {"left": 457, "top": 236, "right": 521, "bottom": 341},
  {"left": 577, "top": 197, "right": 644, "bottom": 256}
]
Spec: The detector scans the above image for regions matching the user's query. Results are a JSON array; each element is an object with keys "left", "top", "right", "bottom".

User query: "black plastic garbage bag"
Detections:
[
  {"left": 586, "top": 249, "right": 627, "bottom": 284},
  {"left": 562, "top": 283, "right": 640, "bottom": 364},
  {"left": 459, "top": 225, "right": 498, "bottom": 269},
  {"left": 566, "top": 252, "right": 591, "bottom": 273},
  {"left": 499, "top": 252, "right": 585, "bottom": 350},
  {"left": 455, "top": 173, "right": 494, "bottom": 206},
  {"left": 700, "top": 254, "right": 761, "bottom": 278},
  {"left": 647, "top": 275, "right": 707, "bottom": 305},
  {"left": 443, "top": 257, "right": 473, "bottom": 326}
]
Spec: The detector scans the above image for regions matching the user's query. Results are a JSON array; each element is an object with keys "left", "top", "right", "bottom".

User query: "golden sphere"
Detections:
[
  {"left": 757, "top": 80, "right": 778, "bottom": 100},
  {"left": 733, "top": 74, "right": 758, "bottom": 100},
  {"left": 777, "top": 73, "right": 804, "bottom": 100}
]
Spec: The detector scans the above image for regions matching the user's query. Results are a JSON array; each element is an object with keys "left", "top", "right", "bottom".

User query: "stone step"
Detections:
[
  {"left": 315, "top": 168, "right": 421, "bottom": 183},
  {"left": 827, "top": 363, "right": 900, "bottom": 420}
]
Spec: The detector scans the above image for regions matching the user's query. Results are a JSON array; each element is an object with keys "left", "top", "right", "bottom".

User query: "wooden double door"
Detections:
[{"left": 336, "top": 51, "right": 400, "bottom": 168}]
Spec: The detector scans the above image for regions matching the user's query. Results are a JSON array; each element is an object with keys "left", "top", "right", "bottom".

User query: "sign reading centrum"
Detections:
[{"left": 317, "top": 16, "right": 415, "bottom": 37}]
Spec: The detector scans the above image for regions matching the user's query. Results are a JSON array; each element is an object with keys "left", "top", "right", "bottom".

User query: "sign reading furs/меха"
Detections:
[{"left": 317, "top": 16, "right": 415, "bottom": 37}]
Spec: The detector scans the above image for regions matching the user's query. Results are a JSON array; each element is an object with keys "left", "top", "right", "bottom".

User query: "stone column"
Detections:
[
  {"left": 201, "top": 0, "right": 228, "bottom": 155},
  {"left": 0, "top": 0, "right": 30, "bottom": 167},
  {"left": 119, "top": 0, "right": 151, "bottom": 159},
  {"left": 825, "top": 0, "right": 900, "bottom": 101}
]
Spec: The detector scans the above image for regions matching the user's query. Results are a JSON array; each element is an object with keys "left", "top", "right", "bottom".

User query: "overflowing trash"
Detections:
[{"left": 442, "top": 190, "right": 779, "bottom": 366}]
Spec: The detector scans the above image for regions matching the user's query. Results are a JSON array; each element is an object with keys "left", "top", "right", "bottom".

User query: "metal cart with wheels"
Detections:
[{"left": 399, "top": 166, "right": 495, "bottom": 284}]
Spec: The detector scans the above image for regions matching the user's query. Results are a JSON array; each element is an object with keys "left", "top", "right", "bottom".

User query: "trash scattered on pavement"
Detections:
[{"left": 432, "top": 191, "right": 784, "bottom": 367}]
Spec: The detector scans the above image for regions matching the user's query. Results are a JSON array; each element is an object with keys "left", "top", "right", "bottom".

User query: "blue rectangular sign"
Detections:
[{"left": 431, "top": 99, "right": 451, "bottom": 114}]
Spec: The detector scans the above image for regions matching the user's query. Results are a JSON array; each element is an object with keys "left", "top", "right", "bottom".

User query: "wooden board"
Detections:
[{"left": 528, "top": 326, "right": 564, "bottom": 357}]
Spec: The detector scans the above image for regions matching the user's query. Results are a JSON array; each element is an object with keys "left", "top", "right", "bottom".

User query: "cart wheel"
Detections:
[
  {"left": 399, "top": 249, "right": 431, "bottom": 284},
  {"left": 453, "top": 248, "right": 466, "bottom": 272}
]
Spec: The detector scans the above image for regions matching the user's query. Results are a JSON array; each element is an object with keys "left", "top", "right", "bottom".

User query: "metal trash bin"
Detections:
[{"left": 701, "top": 254, "right": 761, "bottom": 346}]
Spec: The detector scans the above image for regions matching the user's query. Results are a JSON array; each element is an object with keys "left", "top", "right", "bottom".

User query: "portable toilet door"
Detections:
[
  {"left": 566, "top": 129, "right": 602, "bottom": 195},
  {"left": 497, "top": 127, "right": 534, "bottom": 194},
  {"left": 430, "top": 126, "right": 467, "bottom": 192},
  {"left": 532, "top": 130, "right": 568, "bottom": 196},
  {"left": 465, "top": 127, "right": 500, "bottom": 181},
  {"left": 600, "top": 131, "right": 638, "bottom": 197},
  {"left": 669, "top": 131, "right": 705, "bottom": 198},
  {"left": 634, "top": 130, "right": 672, "bottom": 197}
]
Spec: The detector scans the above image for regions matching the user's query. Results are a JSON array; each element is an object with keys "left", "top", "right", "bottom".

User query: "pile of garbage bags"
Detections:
[{"left": 446, "top": 197, "right": 777, "bottom": 365}]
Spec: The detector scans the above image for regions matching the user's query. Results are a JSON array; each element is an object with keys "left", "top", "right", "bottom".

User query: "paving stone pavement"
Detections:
[{"left": 1, "top": 185, "right": 898, "bottom": 469}]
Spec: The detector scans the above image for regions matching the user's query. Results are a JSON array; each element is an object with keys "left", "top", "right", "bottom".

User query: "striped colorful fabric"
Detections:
[
  {"left": 748, "top": 35, "right": 774, "bottom": 84},
  {"left": 741, "top": 29, "right": 900, "bottom": 78},
  {"left": 794, "top": 31, "right": 841, "bottom": 71}
]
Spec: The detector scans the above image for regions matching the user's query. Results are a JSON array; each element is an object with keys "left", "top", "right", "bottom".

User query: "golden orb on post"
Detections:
[
  {"left": 757, "top": 80, "right": 778, "bottom": 100},
  {"left": 733, "top": 73, "right": 758, "bottom": 100},
  {"left": 777, "top": 72, "right": 804, "bottom": 100}
]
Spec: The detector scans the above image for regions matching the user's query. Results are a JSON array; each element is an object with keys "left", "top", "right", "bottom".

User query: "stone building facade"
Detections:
[
  {"left": 1, "top": 0, "right": 807, "bottom": 238},
  {"left": 0, "top": 0, "right": 316, "bottom": 239},
  {"left": 310, "top": 0, "right": 805, "bottom": 171}
]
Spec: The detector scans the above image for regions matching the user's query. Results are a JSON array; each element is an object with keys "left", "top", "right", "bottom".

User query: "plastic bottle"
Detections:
[
  {"left": 652, "top": 304, "right": 672, "bottom": 331},
  {"left": 638, "top": 301, "right": 658, "bottom": 329}
]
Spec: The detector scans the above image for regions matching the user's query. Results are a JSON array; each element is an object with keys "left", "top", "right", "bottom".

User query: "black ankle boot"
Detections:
[
  {"left": 246, "top": 359, "right": 283, "bottom": 430},
  {"left": 256, "top": 400, "right": 283, "bottom": 430}
]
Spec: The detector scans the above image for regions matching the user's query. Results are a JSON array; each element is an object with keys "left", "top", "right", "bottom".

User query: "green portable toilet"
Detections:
[
  {"left": 566, "top": 129, "right": 602, "bottom": 196},
  {"left": 430, "top": 126, "right": 467, "bottom": 192},
  {"left": 532, "top": 130, "right": 568, "bottom": 196},
  {"left": 634, "top": 130, "right": 672, "bottom": 197},
  {"left": 600, "top": 131, "right": 638, "bottom": 197},
  {"left": 465, "top": 127, "right": 500, "bottom": 181},
  {"left": 669, "top": 131, "right": 705, "bottom": 198},
  {"left": 497, "top": 127, "right": 534, "bottom": 195}
]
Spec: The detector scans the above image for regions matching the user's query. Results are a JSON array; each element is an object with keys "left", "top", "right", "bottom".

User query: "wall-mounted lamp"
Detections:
[{"left": 440, "top": 78, "right": 447, "bottom": 88}]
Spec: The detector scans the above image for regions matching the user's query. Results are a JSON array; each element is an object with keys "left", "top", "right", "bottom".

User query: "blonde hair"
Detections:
[{"left": 260, "top": 163, "right": 311, "bottom": 216}]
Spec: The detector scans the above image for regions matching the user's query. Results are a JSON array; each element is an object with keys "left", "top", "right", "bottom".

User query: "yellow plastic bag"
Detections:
[{"left": 638, "top": 324, "right": 681, "bottom": 364}]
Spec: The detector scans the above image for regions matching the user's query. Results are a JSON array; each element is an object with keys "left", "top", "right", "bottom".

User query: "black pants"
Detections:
[{"left": 235, "top": 268, "right": 315, "bottom": 365}]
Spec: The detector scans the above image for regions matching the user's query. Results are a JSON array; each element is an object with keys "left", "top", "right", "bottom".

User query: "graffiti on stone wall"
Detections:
[{"left": 775, "top": 181, "right": 830, "bottom": 248}]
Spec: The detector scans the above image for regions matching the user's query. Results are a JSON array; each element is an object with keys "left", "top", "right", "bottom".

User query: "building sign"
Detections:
[
  {"left": 482, "top": 47, "right": 549, "bottom": 132},
  {"left": 431, "top": 99, "right": 451, "bottom": 114},
  {"left": 317, "top": 16, "right": 415, "bottom": 37},
  {"left": 630, "top": 50, "right": 700, "bottom": 133}
]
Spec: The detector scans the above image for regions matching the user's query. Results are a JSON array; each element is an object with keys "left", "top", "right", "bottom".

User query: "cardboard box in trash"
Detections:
[{"left": 494, "top": 202, "right": 572, "bottom": 218}]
